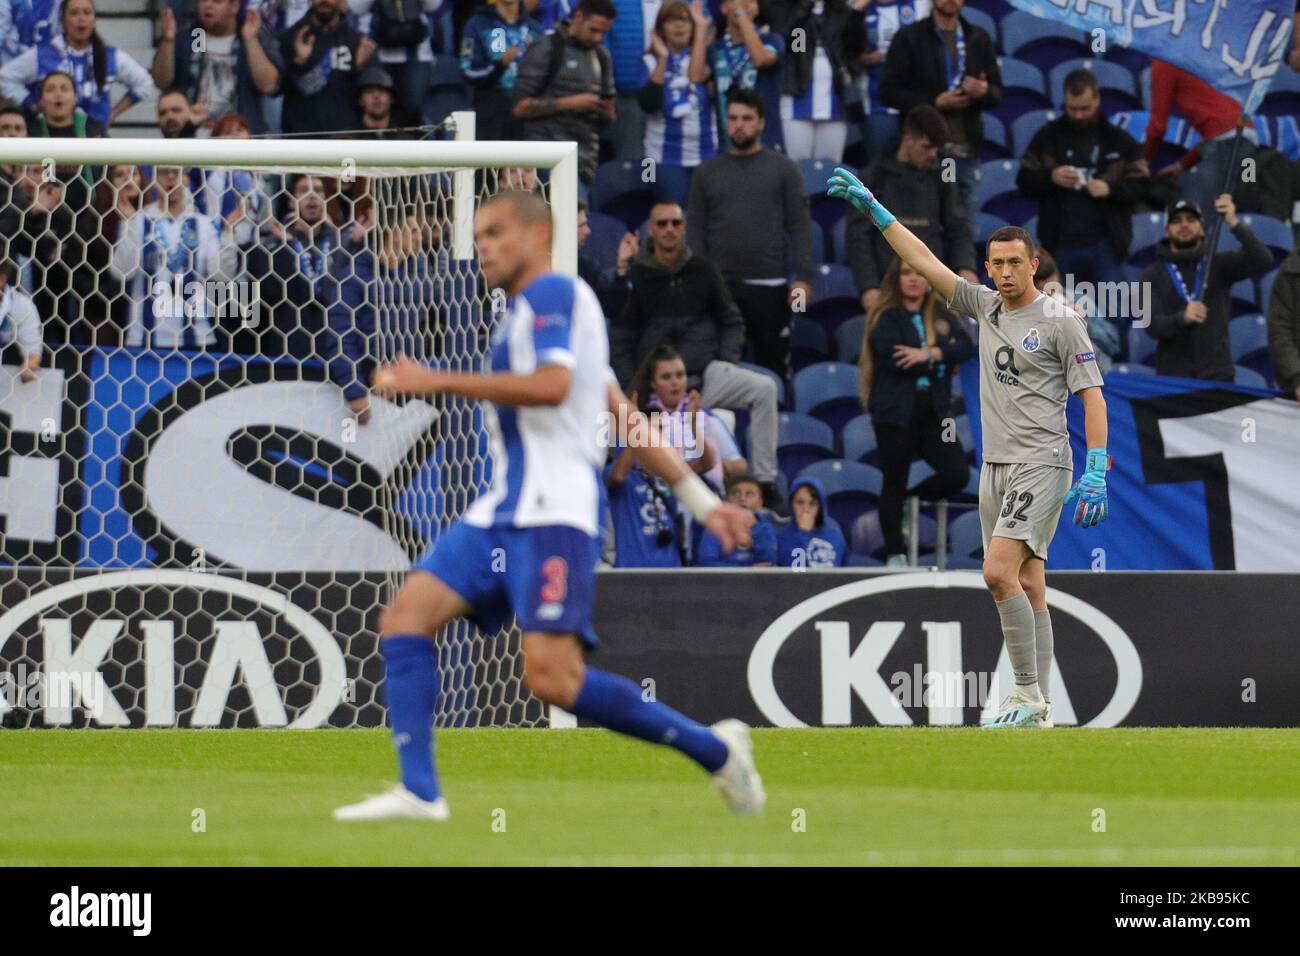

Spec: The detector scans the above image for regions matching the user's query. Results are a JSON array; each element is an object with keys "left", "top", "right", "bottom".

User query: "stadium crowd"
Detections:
[{"left": 1, "top": 0, "right": 1299, "bottom": 569}]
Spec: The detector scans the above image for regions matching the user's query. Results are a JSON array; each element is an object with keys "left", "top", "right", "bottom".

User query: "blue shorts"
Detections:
[{"left": 415, "top": 521, "right": 601, "bottom": 648}]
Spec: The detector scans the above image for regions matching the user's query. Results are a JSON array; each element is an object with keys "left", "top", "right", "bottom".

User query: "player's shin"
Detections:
[
  {"left": 570, "top": 667, "right": 729, "bottom": 773},
  {"left": 1034, "top": 609, "right": 1054, "bottom": 704},
  {"left": 996, "top": 594, "right": 1040, "bottom": 700},
  {"left": 381, "top": 636, "right": 442, "bottom": 801}
]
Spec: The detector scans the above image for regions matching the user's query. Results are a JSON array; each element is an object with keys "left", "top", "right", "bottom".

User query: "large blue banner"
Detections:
[
  {"left": 1005, "top": 0, "right": 1294, "bottom": 110},
  {"left": 961, "top": 360, "right": 1300, "bottom": 570}
]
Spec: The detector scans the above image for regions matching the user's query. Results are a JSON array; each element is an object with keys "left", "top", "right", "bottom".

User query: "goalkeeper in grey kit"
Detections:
[{"left": 828, "top": 166, "right": 1111, "bottom": 729}]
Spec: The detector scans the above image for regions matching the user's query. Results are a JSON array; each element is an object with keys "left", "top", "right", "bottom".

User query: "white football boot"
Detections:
[
  {"left": 980, "top": 689, "right": 1049, "bottom": 729},
  {"left": 710, "top": 719, "right": 766, "bottom": 815},
  {"left": 1032, "top": 702, "right": 1055, "bottom": 728},
  {"left": 333, "top": 785, "right": 450, "bottom": 822}
]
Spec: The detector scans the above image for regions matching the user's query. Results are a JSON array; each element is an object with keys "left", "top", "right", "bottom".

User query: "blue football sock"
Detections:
[
  {"left": 571, "top": 667, "right": 728, "bottom": 773},
  {"left": 381, "top": 635, "right": 441, "bottom": 801}
]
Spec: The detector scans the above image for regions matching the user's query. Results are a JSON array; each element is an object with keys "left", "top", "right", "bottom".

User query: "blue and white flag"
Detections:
[
  {"left": 1005, "top": 0, "right": 1294, "bottom": 111},
  {"left": 962, "top": 362, "right": 1300, "bottom": 571}
]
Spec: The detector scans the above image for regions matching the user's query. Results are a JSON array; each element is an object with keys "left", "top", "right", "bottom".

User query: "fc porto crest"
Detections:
[{"left": 1021, "top": 327, "right": 1041, "bottom": 352}]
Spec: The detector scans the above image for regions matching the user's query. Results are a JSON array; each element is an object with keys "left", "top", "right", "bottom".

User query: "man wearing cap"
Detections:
[
  {"left": 1140, "top": 194, "right": 1273, "bottom": 381},
  {"left": 356, "top": 64, "right": 415, "bottom": 138}
]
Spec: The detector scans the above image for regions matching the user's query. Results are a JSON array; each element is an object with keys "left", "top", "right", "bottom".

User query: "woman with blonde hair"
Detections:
[{"left": 859, "top": 256, "right": 973, "bottom": 565}]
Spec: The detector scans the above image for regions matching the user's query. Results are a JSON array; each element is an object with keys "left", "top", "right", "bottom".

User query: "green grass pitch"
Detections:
[{"left": 2, "top": 728, "right": 1297, "bottom": 866}]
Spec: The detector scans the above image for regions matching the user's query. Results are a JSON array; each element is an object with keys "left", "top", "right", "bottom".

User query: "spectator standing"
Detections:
[
  {"left": 775, "top": 476, "right": 847, "bottom": 567},
  {"left": 1144, "top": 58, "right": 1258, "bottom": 229},
  {"left": 845, "top": 103, "right": 974, "bottom": 315},
  {"left": 193, "top": 113, "right": 272, "bottom": 255},
  {"left": 0, "top": 258, "right": 42, "bottom": 381},
  {"left": 859, "top": 256, "right": 971, "bottom": 565},
  {"left": 1141, "top": 196, "right": 1273, "bottom": 381},
  {"left": 81, "top": 162, "right": 144, "bottom": 345},
  {"left": 1016, "top": 70, "right": 1148, "bottom": 300},
  {"left": 512, "top": 0, "right": 616, "bottom": 186},
  {"left": 0, "top": 103, "right": 27, "bottom": 208},
  {"left": 640, "top": 0, "right": 716, "bottom": 204},
  {"left": 603, "top": 0, "right": 651, "bottom": 161},
  {"left": 278, "top": 0, "right": 376, "bottom": 135},
  {"left": 852, "top": 0, "right": 931, "bottom": 163},
  {"left": 0, "top": 0, "right": 157, "bottom": 127},
  {"left": 878, "top": 0, "right": 1000, "bottom": 227},
  {"left": 110, "top": 165, "right": 236, "bottom": 350},
  {"left": 695, "top": 472, "right": 777, "bottom": 565},
  {"left": 350, "top": 0, "right": 445, "bottom": 126},
  {"left": 460, "top": 0, "right": 543, "bottom": 140},
  {"left": 611, "top": 199, "right": 782, "bottom": 502},
  {"left": 152, "top": 0, "right": 282, "bottom": 135},
  {"left": 156, "top": 87, "right": 200, "bottom": 137},
  {"left": 707, "top": 0, "right": 780, "bottom": 150},
  {"left": 688, "top": 88, "right": 814, "bottom": 384},
  {"left": 1267, "top": 246, "right": 1300, "bottom": 401},
  {"left": 777, "top": 0, "right": 865, "bottom": 162},
  {"left": 0, "top": 0, "right": 59, "bottom": 66}
]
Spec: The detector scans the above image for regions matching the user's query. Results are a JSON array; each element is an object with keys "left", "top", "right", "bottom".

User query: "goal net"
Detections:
[{"left": 0, "top": 124, "right": 579, "bottom": 730}]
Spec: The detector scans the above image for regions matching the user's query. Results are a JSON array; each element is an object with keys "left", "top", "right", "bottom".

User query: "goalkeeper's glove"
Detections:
[
  {"left": 826, "top": 166, "right": 896, "bottom": 230},
  {"left": 1063, "top": 448, "right": 1110, "bottom": 528}
]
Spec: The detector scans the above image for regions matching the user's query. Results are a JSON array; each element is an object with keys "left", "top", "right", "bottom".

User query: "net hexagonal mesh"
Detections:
[{"left": 0, "top": 145, "right": 562, "bottom": 729}]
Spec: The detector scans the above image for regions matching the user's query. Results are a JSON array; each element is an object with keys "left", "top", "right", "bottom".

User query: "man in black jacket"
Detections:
[
  {"left": 1141, "top": 196, "right": 1273, "bottom": 381},
  {"left": 1016, "top": 70, "right": 1148, "bottom": 294},
  {"left": 611, "top": 201, "right": 781, "bottom": 502},
  {"left": 878, "top": 0, "right": 1001, "bottom": 227},
  {"left": 845, "top": 104, "right": 976, "bottom": 314}
]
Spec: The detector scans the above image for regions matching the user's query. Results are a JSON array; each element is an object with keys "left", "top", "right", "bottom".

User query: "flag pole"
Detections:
[{"left": 1196, "top": 113, "right": 1249, "bottom": 300}]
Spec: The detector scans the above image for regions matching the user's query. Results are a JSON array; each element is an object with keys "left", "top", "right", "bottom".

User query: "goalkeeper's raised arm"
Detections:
[{"left": 827, "top": 166, "right": 960, "bottom": 304}]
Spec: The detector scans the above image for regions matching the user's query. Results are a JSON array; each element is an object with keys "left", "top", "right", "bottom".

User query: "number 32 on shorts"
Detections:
[{"left": 1001, "top": 489, "right": 1033, "bottom": 521}]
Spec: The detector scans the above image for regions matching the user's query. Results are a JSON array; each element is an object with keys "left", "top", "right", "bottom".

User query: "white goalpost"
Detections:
[{"left": 0, "top": 122, "right": 580, "bottom": 730}]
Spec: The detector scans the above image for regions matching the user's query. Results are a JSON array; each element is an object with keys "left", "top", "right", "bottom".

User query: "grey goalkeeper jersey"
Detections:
[{"left": 947, "top": 278, "right": 1103, "bottom": 470}]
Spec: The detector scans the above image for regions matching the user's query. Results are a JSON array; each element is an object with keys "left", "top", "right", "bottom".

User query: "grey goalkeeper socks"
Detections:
[
  {"left": 1034, "top": 608, "right": 1054, "bottom": 704},
  {"left": 996, "top": 593, "right": 1038, "bottom": 694}
]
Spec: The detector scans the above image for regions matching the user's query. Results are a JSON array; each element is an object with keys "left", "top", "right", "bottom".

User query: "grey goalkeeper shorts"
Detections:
[{"left": 979, "top": 462, "right": 1072, "bottom": 561}]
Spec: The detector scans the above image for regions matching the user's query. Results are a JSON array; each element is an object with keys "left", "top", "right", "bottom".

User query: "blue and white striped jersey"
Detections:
[
  {"left": 0, "top": 0, "right": 58, "bottom": 65},
  {"left": 642, "top": 49, "right": 717, "bottom": 167},
  {"left": 463, "top": 273, "right": 610, "bottom": 537}
]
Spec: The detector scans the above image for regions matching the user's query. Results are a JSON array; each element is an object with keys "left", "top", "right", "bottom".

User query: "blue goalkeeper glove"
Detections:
[
  {"left": 826, "top": 166, "right": 896, "bottom": 230},
  {"left": 1064, "top": 448, "right": 1110, "bottom": 528}
]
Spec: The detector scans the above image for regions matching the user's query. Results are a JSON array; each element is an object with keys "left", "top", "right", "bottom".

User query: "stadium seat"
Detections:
[
  {"left": 947, "top": 509, "right": 984, "bottom": 562},
  {"left": 768, "top": 411, "right": 836, "bottom": 483},
  {"left": 961, "top": 5, "right": 998, "bottom": 45},
  {"left": 1260, "top": 267, "right": 1279, "bottom": 312},
  {"left": 1258, "top": 63, "right": 1300, "bottom": 117},
  {"left": 1230, "top": 278, "right": 1259, "bottom": 318},
  {"left": 793, "top": 361, "right": 862, "bottom": 433},
  {"left": 1234, "top": 365, "right": 1270, "bottom": 389},
  {"left": 1127, "top": 211, "right": 1167, "bottom": 269},
  {"left": 798, "top": 459, "right": 885, "bottom": 533},
  {"left": 800, "top": 157, "right": 846, "bottom": 232},
  {"left": 1238, "top": 214, "right": 1294, "bottom": 261},
  {"left": 830, "top": 217, "right": 848, "bottom": 265},
  {"left": 1113, "top": 362, "right": 1156, "bottom": 375},
  {"left": 590, "top": 160, "right": 656, "bottom": 232},
  {"left": 980, "top": 112, "right": 1011, "bottom": 160},
  {"left": 811, "top": 226, "right": 830, "bottom": 266},
  {"left": 850, "top": 509, "right": 885, "bottom": 557},
  {"left": 427, "top": 57, "right": 471, "bottom": 122},
  {"left": 845, "top": 552, "right": 884, "bottom": 567},
  {"left": 864, "top": 112, "right": 902, "bottom": 161},
  {"left": 738, "top": 361, "right": 786, "bottom": 408},
  {"left": 1048, "top": 59, "right": 1141, "bottom": 111},
  {"left": 1022, "top": 215, "right": 1038, "bottom": 242},
  {"left": 583, "top": 210, "right": 628, "bottom": 273},
  {"left": 1102, "top": 43, "right": 1150, "bottom": 79},
  {"left": 1001, "top": 11, "right": 1089, "bottom": 72},
  {"left": 808, "top": 263, "right": 861, "bottom": 330},
  {"left": 978, "top": 159, "right": 1034, "bottom": 225},
  {"left": 975, "top": 211, "right": 1010, "bottom": 247},
  {"left": 991, "top": 57, "right": 1052, "bottom": 127},
  {"left": 1128, "top": 326, "right": 1158, "bottom": 365},
  {"left": 835, "top": 313, "right": 866, "bottom": 363},
  {"left": 1252, "top": 114, "right": 1300, "bottom": 161},
  {"left": 841, "top": 413, "right": 878, "bottom": 464},
  {"left": 791, "top": 317, "right": 831, "bottom": 371},
  {"left": 1230, "top": 313, "right": 1270, "bottom": 363},
  {"left": 1010, "top": 109, "right": 1057, "bottom": 155}
]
